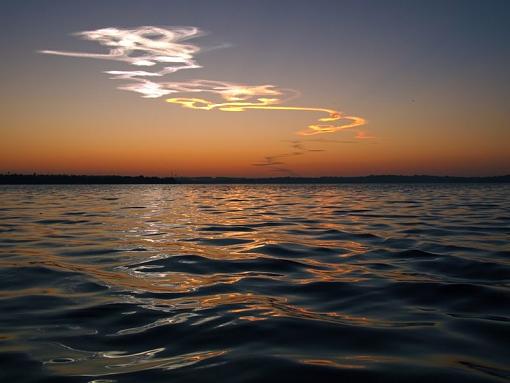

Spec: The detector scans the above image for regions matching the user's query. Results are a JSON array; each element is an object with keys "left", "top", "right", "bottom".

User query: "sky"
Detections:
[{"left": 1, "top": 0, "right": 509, "bottom": 177}]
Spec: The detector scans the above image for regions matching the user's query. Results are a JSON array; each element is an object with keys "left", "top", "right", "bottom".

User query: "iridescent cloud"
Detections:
[{"left": 41, "top": 26, "right": 368, "bottom": 138}]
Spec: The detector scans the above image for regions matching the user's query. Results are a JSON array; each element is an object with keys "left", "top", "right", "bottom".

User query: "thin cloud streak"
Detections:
[{"left": 252, "top": 140, "right": 329, "bottom": 174}]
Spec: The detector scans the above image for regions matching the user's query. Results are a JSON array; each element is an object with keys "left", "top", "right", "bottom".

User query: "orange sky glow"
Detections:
[{"left": 1, "top": 4, "right": 509, "bottom": 177}]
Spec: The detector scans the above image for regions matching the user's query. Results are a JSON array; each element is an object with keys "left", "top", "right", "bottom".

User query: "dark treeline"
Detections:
[
  {"left": 1, "top": 174, "right": 510, "bottom": 184},
  {"left": 178, "top": 175, "right": 510, "bottom": 184},
  {"left": 0, "top": 174, "right": 177, "bottom": 184}
]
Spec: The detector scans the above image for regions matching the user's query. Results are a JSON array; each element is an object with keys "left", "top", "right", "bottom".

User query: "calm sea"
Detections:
[{"left": 0, "top": 184, "right": 509, "bottom": 382}]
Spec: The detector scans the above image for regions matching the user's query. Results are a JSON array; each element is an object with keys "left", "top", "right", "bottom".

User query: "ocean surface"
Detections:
[{"left": 0, "top": 184, "right": 509, "bottom": 383}]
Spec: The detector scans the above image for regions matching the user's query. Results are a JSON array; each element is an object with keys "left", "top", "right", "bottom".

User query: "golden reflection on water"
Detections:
[
  {"left": 1, "top": 185, "right": 509, "bottom": 379},
  {"left": 0, "top": 185, "right": 476, "bottom": 324}
]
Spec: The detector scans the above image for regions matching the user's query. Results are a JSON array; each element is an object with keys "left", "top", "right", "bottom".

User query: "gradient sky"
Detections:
[{"left": 1, "top": 0, "right": 509, "bottom": 176}]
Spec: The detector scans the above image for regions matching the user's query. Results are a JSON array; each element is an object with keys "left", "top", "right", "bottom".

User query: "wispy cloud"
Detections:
[
  {"left": 41, "top": 25, "right": 368, "bottom": 138},
  {"left": 252, "top": 140, "right": 323, "bottom": 166},
  {"left": 41, "top": 26, "right": 202, "bottom": 72},
  {"left": 252, "top": 140, "right": 329, "bottom": 174}
]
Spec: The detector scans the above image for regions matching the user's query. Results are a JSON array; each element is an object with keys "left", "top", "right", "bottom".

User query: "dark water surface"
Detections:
[{"left": 1, "top": 184, "right": 509, "bottom": 382}]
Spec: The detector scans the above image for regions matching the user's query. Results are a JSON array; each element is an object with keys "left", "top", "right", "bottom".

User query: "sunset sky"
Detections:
[{"left": 1, "top": 0, "right": 509, "bottom": 176}]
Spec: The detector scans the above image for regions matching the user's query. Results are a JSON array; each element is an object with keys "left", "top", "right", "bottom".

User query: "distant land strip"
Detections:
[{"left": 1, "top": 174, "right": 509, "bottom": 184}]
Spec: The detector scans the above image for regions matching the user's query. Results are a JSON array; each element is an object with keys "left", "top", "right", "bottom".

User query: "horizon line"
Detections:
[{"left": 1, "top": 173, "right": 509, "bottom": 185}]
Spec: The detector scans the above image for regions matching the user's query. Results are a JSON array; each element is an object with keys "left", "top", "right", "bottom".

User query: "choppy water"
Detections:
[{"left": 0, "top": 184, "right": 509, "bottom": 383}]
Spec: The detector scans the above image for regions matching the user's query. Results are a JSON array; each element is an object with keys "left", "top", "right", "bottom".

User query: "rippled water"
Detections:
[{"left": 1, "top": 184, "right": 509, "bottom": 382}]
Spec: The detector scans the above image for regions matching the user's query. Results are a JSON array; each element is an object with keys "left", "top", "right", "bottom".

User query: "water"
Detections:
[{"left": 0, "top": 184, "right": 509, "bottom": 382}]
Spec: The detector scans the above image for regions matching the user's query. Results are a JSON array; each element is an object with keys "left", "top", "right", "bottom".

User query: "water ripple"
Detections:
[{"left": 0, "top": 184, "right": 509, "bottom": 382}]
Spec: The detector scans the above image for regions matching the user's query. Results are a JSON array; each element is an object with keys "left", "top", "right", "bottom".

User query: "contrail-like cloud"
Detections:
[
  {"left": 41, "top": 26, "right": 202, "bottom": 72},
  {"left": 40, "top": 26, "right": 368, "bottom": 138},
  {"left": 166, "top": 97, "right": 366, "bottom": 136}
]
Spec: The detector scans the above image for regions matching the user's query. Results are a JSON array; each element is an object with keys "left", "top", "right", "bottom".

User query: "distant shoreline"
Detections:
[{"left": 1, "top": 174, "right": 509, "bottom": 184}]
